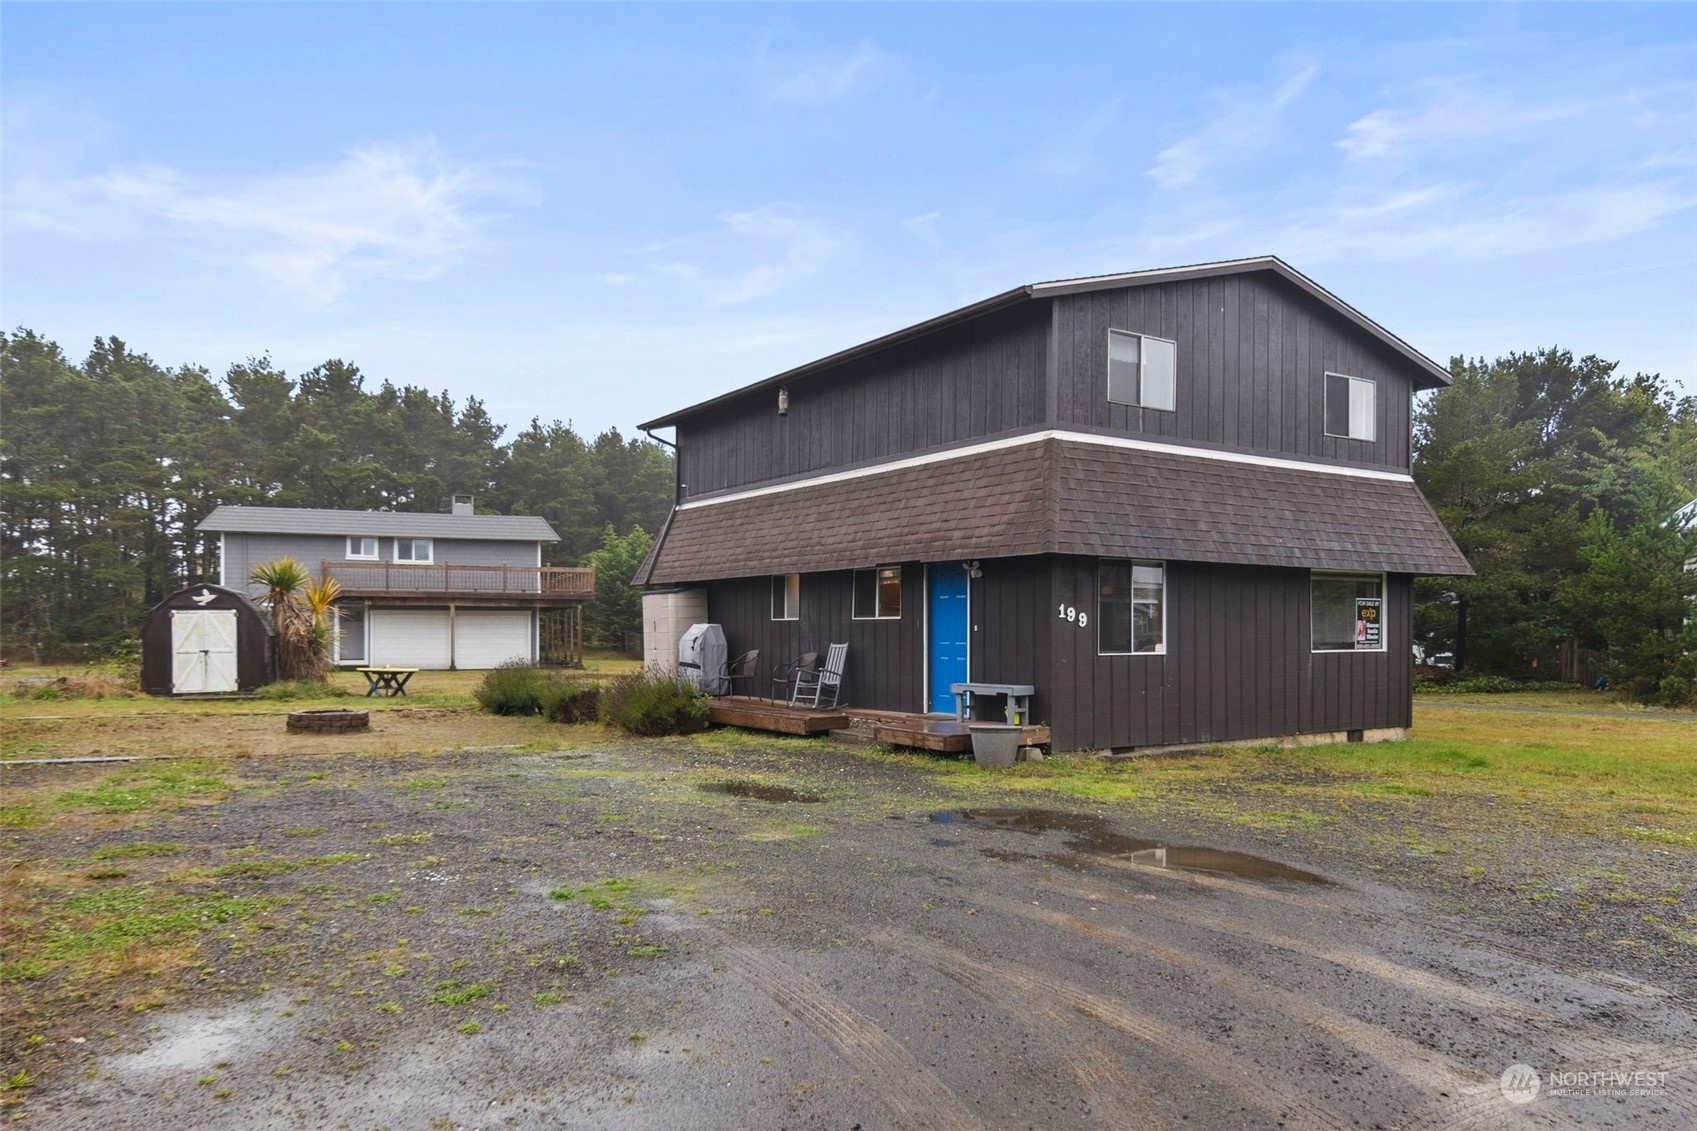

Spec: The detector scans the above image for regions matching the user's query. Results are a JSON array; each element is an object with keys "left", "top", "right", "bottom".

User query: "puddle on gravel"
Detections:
[
  {"left": 933, "top": 808, "right": 1329, "bottom": 884},
  {"left": 699, "top": 780, "right": 822, "bottom": 803}
]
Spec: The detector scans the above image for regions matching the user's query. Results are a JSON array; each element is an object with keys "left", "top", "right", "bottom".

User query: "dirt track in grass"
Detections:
[{"left": 2, "top": 715, "right": 1693, "bottom": 1129}]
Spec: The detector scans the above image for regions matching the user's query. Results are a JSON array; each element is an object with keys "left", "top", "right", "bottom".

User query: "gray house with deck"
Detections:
[
  {"left": 635, "top": 257, "right": 1472, "bottom": 753},
  {"left": 199, "top": 497, "right": 591, "bottom": 670}
]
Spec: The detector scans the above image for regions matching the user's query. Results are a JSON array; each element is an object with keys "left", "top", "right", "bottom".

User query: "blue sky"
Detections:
[{"left": 4, "top": 3, "right": 1693, "bottom": 440}]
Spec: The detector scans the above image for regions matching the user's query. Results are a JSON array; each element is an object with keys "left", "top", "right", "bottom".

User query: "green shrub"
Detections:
[
  {"left": 475, "top": 662, "right": 550, "bottom": 715},
  {"left": 538, "top": 682, "right": 601, "bottom": 724},
  {"left": 598, "top": 671, "right": 709, "bottom": 736},
  {"left": 1415, "top": 676, "right": 1587, "bottom": 695}
]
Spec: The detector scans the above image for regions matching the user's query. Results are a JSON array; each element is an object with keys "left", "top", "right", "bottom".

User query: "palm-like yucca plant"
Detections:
[{"left": 250, "top": 558, "right": 337, "bottom": 680}]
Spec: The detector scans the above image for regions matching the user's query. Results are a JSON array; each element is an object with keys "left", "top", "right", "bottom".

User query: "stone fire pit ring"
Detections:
[{"left": 287, "top": 708, "right": 371, "bottom": 735}]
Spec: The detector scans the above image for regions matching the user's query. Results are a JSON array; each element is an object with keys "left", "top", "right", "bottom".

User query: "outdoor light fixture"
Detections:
[
  {"left": 965, "top": 560, "right": 982, "bottom": 578},
  {"left": 777, "top": 386, "right": 789, "bottom": 415}
]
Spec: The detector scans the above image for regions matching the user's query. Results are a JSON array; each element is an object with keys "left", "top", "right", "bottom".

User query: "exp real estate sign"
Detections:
[{"left": 1356, "top": 598, "right": 1382, "bottom": 649}]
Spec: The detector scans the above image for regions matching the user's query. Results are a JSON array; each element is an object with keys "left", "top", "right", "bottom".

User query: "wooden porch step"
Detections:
[
  {"left": 865, "top": 717, "right": 1053, "bottom": 754},
  {"left": 708, "top": 697, "right": 849, "bottom": 735}
]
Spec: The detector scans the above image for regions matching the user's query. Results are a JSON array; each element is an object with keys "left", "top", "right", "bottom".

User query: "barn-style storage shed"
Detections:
[{"left": 140, "top": 584, "right": 275, "bottom": 695}]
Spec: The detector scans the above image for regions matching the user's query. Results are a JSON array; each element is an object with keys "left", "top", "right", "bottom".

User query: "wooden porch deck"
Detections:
[{"left": 706, "top": 696, "right": 1051, "bottom": 752}]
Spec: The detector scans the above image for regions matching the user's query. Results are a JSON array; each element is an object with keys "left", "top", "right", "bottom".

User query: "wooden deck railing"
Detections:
[{"left": 321, "top": 560, "right": 595, "bottom": 600}]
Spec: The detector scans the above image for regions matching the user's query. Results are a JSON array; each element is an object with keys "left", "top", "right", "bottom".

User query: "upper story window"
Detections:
[
  {"left": 346, "top": 536, "right": 378, "bottom": 560},
  {"left": 852, "top": 565, "right": 902, "bottom": 619},
  {"left": 1098, "top": 560, "right": 1165, "bottom": 654},
  {"left": 771, "top": 573, "right": 800, "bottom": 620},
  {"left": 1311, "top": 571, "right": 1384, "bottom": 652},
  {"left": 395, "top": 538, "right": 433, "bottom": 564},
  {"left": 1108, "top": 330, "right": 1177, "bottom": 412},
  {"left": 1325, "top": 373, "right": 1376, "bottom": 442}
]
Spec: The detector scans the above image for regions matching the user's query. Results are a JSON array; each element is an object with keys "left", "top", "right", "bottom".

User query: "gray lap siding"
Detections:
[{"left": 223, "top": 533, "right": 540, "bottom": 598}]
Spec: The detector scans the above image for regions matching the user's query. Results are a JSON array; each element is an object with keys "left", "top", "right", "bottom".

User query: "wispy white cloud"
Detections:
[
  {"left": 1263, "top": 181, "right": 1694, "bottom": 263},
  {"left": 756, "top": 39, "right": 894, "bottom": 105},
  {"left": 902, "top": 210, "right": 942, "bottom": 243},
  {"left": 4, "top": 141, "right": 535, "bottom": 302},
  {"left": 646, "top": 204, "right": 851, "bottom": 304},
  {"left": 1340, "top": 92, "right": 1585, "bottom": 161},
  {"left": 1146, "top": 60, "right": 1318, "bottom": 189}
]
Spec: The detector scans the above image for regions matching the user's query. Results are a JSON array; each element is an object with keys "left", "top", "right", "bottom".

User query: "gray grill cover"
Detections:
[{"left": 677, "top": 624, "right": 727, "bottom": 695}]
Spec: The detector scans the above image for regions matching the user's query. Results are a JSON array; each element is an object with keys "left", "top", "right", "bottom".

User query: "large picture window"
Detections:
[
  {"left": 1098, "top": 560, "right": 1165, "bottom": 654},
  {"left": 1311, "top": 572, "right": 1385, "bottom": 652},
  {"left": 1324, "top": 373, "right": 1376, "bottom": 441},
  {"left": 852, "top": 565, "right": 902, "bottom": 619},
  {"left": 1107, "top": 330, "right": 1177, "bottom": 412},
  {"left": 771, "top": 573, "right": 800, "bottom": 620}
]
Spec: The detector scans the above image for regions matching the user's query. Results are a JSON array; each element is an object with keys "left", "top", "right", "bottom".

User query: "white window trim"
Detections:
[
  {"left": 393, "top": 538, "right": 433, "bottom": 564},
  {"left": 1323, "top": 372, "right": 1377, "bottom": 442},
  {"left": 1309, "top": 569, "right": 1388, "bottom": 654},
  {"left": 1097, "top": 558, "right": 1167, "bottom": 656},
  {"left": 852, "top": 565, "right": 903, "bottom": 620},
  {"left": 1107, "top": 330, "right": 1178, "bottom": 412},
  {"left": 771, "top": 573, "right": 801, "bottom": 621},
  {"left": 346, "top": 536, "right": 378, "bottom": 560}
]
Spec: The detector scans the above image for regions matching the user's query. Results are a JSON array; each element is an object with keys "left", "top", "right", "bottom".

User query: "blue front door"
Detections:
[{"left": 928, "top": 564, "right": 969, "bottom": 714}]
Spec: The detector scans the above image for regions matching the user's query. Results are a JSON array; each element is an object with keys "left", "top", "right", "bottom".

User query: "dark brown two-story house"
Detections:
[{"left": 634, "top": 257, "right": 1472, "bottom": 753}]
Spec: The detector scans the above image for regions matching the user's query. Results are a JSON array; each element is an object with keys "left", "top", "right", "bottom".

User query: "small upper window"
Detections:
[
  {"left": 346, "top": 537, "right": 378, "bottom": 560},
  {"left": 1107, "top": 330, "right": 1177, "bottom": 412},
  {"left": 1098, "top": 560, "right": 1165, "bottom": 654},
  {"left": 852, "top": 566, "right": 902, "bottom": 619},
  {"left": 1325, "top": 373, "right": 1376, "bottom": 442},
  {"left": 771, "top": 574, "right": 800, "bottom": 621},
  {"left": 395, "top": 538, "right": 432, "bottom": 563},
  {"left": 1311, "top": 572, "right": 1384, "bottom": 652}
]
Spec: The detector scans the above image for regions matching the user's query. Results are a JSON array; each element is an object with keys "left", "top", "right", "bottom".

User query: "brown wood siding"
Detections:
[
  {"left": 1046, "top": 559, "right": 1411, "bottom": 751},
  {"left": 704, "top": 567, "right": 924, "bottom": 712},
  {"left": 678, "top": 306, "right": 1050, "bottom": 499},
  {"left": 1053, "top": 273, "right": 1416, "bottom": 471}
]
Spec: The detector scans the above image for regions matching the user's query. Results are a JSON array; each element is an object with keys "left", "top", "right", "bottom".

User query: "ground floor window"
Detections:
[
  {"left": 1098, "top": 560, "right": 1164, "bottom": 654},
  {"left": 853, "top": 565, "right": 902, "bottom": 619},
  {"left": 771, "top": 573, "right": 800, "bottom": 620},
  {"left": 1311, "top": 572, "right": 1385, "bottom": 652}
]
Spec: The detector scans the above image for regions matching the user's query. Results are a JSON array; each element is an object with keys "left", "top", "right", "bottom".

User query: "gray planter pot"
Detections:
[{"left": 968, "top": 723, "right": 1021, "bottom": 768}]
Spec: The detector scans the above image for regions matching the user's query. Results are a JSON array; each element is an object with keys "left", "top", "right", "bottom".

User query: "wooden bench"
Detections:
[
  {"left": 949, "top": 682, "right": 1036, "bottom": 725},
  {"left": 356, "top": 667, "right": 418, "bottom": 697}
]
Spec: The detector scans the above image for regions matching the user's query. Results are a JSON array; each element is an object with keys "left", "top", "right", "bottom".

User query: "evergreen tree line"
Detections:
[
  {"left": 1, "top": 329, "right": 673, "bottom": 660},
  {"left": 1414, "top": 349, "right": 1697, "bottom": 703}
]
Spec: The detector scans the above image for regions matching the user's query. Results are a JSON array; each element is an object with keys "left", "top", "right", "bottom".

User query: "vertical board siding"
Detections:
[
  {"left": 705, "top": 567, "right": 924, "bottom": 713},
  {"left": 970, "top": 558, "right": 1053, "bottom": 723},
  {"left": 1053, "top": 273, "right": 1416, "bottom": 471},
  {"left": 1046, "top": 558, "right": 1411, "bottom": 751},
  {"left": 679, "top": 307, "right": 1050, "bottom": 499}
]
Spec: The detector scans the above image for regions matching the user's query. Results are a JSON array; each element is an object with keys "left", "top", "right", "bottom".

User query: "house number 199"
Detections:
[{"left": 1058, "top": 603, "right": 1089, "bottom": 628}]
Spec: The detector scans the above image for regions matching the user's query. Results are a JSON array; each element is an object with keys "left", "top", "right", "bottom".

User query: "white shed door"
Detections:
[
  {"left": 370, "top": 610, "right": 452, "bottom": 670},
  {"left": 172, "top": 610, "right": 239, "bottom": 694},
  {"left": 454, "top": 611, "right": 532, "bottom": 669}
]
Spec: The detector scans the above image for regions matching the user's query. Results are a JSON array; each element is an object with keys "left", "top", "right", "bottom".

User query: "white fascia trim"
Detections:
[{"left": 675, "top": 430, "right": 1413, "bottom": 511}]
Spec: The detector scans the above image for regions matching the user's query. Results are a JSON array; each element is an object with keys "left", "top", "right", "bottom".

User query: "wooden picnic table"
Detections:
[
  {"left": 357, "top": 666, "right": 418, "bottom": 697},
  {"left": 950, "top": 681, "right": 1036, "bottom": 725}
]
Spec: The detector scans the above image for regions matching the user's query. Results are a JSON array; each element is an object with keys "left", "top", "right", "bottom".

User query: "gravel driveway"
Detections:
[{"left": 8, "top": 735, "right": 1694, "bottom": 1130}]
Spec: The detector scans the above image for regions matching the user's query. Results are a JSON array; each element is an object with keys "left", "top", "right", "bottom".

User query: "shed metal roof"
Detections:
[
  {"left": 634, "top": 435, "right": 1471, "bottom": 584},
  {"left": 638, "top": 256, "right": 1452, "bottom": 430},
  {"left": 198, "top": 505, "right": 560, "bottom": 542}
]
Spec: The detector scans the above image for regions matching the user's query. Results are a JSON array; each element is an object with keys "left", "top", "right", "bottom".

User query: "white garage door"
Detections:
[
  {"left": 370, "top": 610, "right": 452, "bottom": 670},
  {"left": 454, "top": 611, "right": 533, "bottom": 670}
]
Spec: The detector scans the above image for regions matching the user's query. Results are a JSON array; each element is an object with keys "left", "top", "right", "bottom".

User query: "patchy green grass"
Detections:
[
  {"left": 90, "top": 842, "right": 186, "bottom": 860},
  {"left": 893, "top": 699, "right": 1697, "bottom": 845},
  {"left": 50, "top": 764, "right": 231, "bottom": 815},
  {"left": 429, "top": 981, "right": 490, "bottom": 1006}
]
